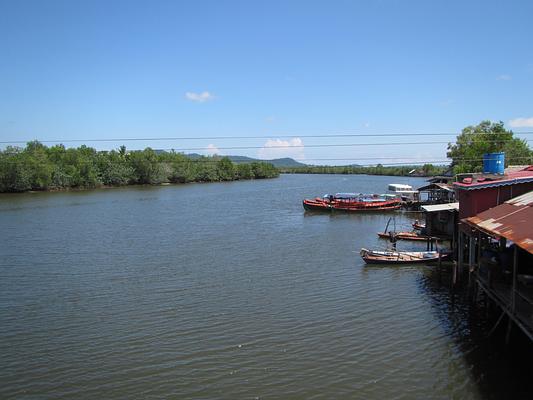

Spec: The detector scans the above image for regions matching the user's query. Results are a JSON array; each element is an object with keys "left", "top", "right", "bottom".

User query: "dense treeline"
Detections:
[
  {"left": 447, "top": 121, "right": 532, "bottom": 173},
  {"left": 279, "top": 163, "right": 447, "bottom": 177},
  {"left": 0, "top": 142, "right": 279, "bottom": 192}
]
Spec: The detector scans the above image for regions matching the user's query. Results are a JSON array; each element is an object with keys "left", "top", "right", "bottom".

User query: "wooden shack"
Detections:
[
  {"left": 421, "top": 202, "right": 459, "bottom": 240},
  {"left": 462, "top": 191, "right": 533, "bottom": 341},
  {"left": 417, "top": 183, "right": 455, "bottom": 204}
]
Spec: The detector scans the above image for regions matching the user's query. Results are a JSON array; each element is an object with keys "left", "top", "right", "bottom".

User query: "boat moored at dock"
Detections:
[
  {"left": 377, "top": 231, "right": 431, "bottom": 241},
  {"left": 303, "top": 193, "right": 401, "bottom": 212},
  {"left": 360, "top": 248, "right": 448, "bottom": 264}
]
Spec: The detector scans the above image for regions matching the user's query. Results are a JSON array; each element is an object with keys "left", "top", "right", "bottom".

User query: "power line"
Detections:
[
  {"left": 2, "top": 138, "right": 530, "bottom": 154},
  {"left": 1, "top": 155, "right": 530, "bottom": 166},
  {"left": 298, "top": 156, "right": 533, "bottom": 162},
  {"left": 153, "top": 139, "right": 533, "bottom": 152},
  {"left": 2, "top": 142, "right": 532, "bottom": 161},
  {"left": 2, "top": 131, "right": 533, "bottom": 145}
]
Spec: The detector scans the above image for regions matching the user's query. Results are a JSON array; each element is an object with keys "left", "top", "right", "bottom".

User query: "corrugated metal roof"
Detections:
[
  {"left": 463, "top": 190, "right": 533, "bottom": 254},
  {"left": 421, "top": 202, "right": 459, "bottom": 212},
  {"left": 417, "top": 183, "right": 454, "bottom": 192},
  {"left": 507, "top": 191, "right": 533, "bottom": 206},
  {"left": 454, "top": 166, "right": 533, "bottom": 190}
]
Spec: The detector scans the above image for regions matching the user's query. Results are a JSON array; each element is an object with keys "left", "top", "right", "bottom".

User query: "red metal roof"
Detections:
[
  {"left": 463, "top": 191, "right": 533, "bottom": 254},
  {"left": 454, "top": 166, "right": 533, "bottom": 190}
]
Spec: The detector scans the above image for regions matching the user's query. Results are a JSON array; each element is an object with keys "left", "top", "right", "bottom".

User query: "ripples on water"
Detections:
[{"left": 1, "top": 175, "right": 531, "bottom": 399}]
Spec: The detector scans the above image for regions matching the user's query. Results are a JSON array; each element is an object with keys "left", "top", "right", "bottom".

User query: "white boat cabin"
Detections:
[{"left": 387, "top": 184, "right": 419, "bottom": 201}]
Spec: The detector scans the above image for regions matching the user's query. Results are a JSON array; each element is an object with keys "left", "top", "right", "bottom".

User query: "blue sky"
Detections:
[{"left": 1, "top": 0, "right": 532, "bottom": 165}]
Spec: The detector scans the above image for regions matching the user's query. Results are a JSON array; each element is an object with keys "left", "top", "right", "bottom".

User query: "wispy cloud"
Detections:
[
  {"left": 257, "top": 138, "right": 305, "bottom": 160},
  {"left": 439, "top": 99, "right": 454, "bottom": 107},
  {"left": 508, "top": 117, "right": 533, "bottom": 128},
  {"left": 205, "top": 143, "right": 221, "bottom": 155},
  {"left": 185, "top": 91, "right": 215, "bottom": 103},
  {"left": 497, "top": 74, "right": 512, "bottom": 81}
]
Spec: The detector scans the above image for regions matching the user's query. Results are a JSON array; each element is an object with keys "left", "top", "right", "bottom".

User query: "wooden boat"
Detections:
[
  {"left": 412, "top": 220, "right": 425, "bottom": 230},
  {"left": 302, "top": 198, "right": 332, "bottom": 211},
  {"left": 377, "top": 231, "right": 430, "bottom": 241},
  {"left": 360, "top": 248, "right": 448, "bottom": 264},
  {"left": 303, "top": 193, "right": 401, "bottom": 212}
]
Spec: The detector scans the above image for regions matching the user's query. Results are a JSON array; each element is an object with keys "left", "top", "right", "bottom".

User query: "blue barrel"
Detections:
[{"left": 483, "top": 152, "right": 505, "bottom": 174}]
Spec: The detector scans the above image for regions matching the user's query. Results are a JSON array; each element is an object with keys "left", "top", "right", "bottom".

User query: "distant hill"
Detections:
[
  {"left": 227, "top": 156, "right": 306, "bottom": 168},
  {"left": 175, "top": 152, "right": 306, "bottom": 168}
]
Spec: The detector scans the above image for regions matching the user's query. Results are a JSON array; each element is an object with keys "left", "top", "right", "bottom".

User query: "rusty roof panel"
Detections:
[
  {"left": 508, "top": 191, "right": 533, "bottom": 206},
  {"left": 463, "top": 190, "right": 533, "bottom": 254},
  {"left": 454, "top": 166, "right": 533, "bottom": 190}
]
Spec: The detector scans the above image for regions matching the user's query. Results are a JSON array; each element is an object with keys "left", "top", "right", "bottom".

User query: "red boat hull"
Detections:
[{"left": 303, "top": 198, "right": 401, "bottom": 212}]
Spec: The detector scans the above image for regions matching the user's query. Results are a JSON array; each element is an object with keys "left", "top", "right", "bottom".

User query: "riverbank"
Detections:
[
  {"left": 280, "top": 164, "right": 447, "bottom": 177},
  {"left": 0, "top": 141, "right": 279, "bottom": 193}
]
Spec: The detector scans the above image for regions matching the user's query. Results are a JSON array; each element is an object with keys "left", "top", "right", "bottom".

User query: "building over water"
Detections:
[
  {"left": 450, "top": 161, "right": 533, "bottom": 341},
  {"left": 454, "top": 166, "right": 533, "bottom": 222},
  {"left": 417, "top": 183, "right": 456, "bottom": 205},
  {"left": 462, "top": 191, "right": 533, "bottom": 341}
]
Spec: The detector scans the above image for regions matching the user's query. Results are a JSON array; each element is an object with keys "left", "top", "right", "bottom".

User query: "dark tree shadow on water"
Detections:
[{"left": 418, "top": 265, "right": 533, "bottom": 400}]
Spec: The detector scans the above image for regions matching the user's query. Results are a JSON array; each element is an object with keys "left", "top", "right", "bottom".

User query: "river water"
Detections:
[{"left": 1, "top": 174, "right": 531, "bottom": 399}]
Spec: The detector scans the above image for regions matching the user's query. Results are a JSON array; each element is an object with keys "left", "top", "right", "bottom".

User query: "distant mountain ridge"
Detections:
[
  {"left": 180, "top": 152, "right": 306, "bottom": 167},
  {"left": 226, "top": 156, "right": 306, "bottom": 167}
]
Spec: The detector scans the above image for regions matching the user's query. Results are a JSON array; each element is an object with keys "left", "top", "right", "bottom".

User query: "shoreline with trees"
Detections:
[
  {"left": 0, "top": 142, "right": 279, "bottom": 193},
  {"left": 2, "top": 121, "right": 531, "bottom": 193},
  {"left": 279, "top": 163, "right": 447, "bottom": 176},
  {"left": 281, "top": 120, "right": 532, "bottom": 176}
]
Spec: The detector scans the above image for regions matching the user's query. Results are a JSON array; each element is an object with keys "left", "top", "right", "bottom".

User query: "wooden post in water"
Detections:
[
  {"left": 457, "top": 231, "right": 464, "bottom": 283},
  {"left": 452, "top": 260, "right": 457, "bottom": 287},
  {"left": 468, "top": 235, "right": 475, "bottom": 270},
  {"left": 512, "top": 245, "right": 517, "bottom": 312},
  {"left": 506, "top": 246, "right": 518, "bottom": 346},
  {"left": 505, "top": 245, "right": 518, "bottom": 345}
]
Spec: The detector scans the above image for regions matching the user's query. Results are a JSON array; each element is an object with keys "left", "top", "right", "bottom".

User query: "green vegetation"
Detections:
[
  {"left": 0, "top": 142, "right": 279, "bottom": 193},
  {"left": 280, "top": 163, "right": 447, "bottom": 177},
  {"left": 447, "top": 120, "right": 532, "bottom": 174},
  {"left": 285, "top": 120, "right": 532, "bottom": 177},
  {"left": 3, "top": 121, "right": 530, "bottom": 193}
]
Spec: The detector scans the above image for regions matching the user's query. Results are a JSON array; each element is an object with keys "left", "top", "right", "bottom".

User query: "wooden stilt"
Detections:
[
  {"left": 505, "top": 317, "right": 512, "bottom": 346},
  {"left": 468, "top": 235, "right": 475, "bottom": 270},
  {"left": 452, "top": 261, "right": 457, "bottom": 286},
  {"left": 457, "top": 231, "right": 464, "bottom": 282}
]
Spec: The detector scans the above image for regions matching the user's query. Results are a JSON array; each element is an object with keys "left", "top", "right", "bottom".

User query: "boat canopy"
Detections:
[
  {"left": 388, "top": 184, "right": 417, "bottom": 193},
  {"left": 333, "top": 193, "right": 362, "bottom": 199}
]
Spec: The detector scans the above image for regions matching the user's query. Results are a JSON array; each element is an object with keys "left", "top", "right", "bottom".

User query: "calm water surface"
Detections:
[{"left": 0, "top": 174, "right": 530, "bottom": 399}]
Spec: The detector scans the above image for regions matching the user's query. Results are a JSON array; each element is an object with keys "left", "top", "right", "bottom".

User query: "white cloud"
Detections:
[
  {"left": 185, "top": 91, "right": 215, "bottom": 103},
  {"left": 364, "top": 122, "right": 370, "bottom": 128},
  {"left": 497, "top": 74, "right": 512, "bottom": 81},
  {"left": 205, "top": 143, "right": 221, "bottom": 155},
  {"left": 439, "top": 99, "right": 454, "bottom": 107},
  {"left": 508, "top": 117, "right": 533, "bottom": 128},
  {"left": 257, "top": 138, "right": 305, "bottom": 160}
]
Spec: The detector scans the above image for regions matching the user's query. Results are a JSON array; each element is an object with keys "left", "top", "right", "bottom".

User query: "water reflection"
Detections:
[
  {"left": 418, "top": 265, "right": 533, "bottom": 400},
  {"left": 1, "top": 174, "right": 531, "bottom": 399}
]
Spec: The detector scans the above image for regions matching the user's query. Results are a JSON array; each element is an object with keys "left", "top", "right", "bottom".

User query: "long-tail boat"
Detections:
[
  {"left": 377, "top": 217, "right": 430, "bottom": 241},
  {"left": 360, "top": 248, "right": 448, "bottom": 264},
  {"left": 303, "top": 193, "right": 401, "bottom": 212},
  {"left": 377, "top": 231, "right": 431, "bottom": 241},
  {"left": 412, "top": 220, "right": 426, "bottom": 230}
]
